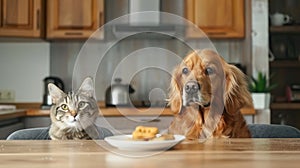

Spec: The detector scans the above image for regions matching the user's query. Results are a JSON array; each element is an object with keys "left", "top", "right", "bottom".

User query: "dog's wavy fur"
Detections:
[{"left": 168, "top": 50, "right": 253, "bottom": 140}]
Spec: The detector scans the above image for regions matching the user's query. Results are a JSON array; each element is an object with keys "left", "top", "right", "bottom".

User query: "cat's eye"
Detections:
[
  {"left": 78, "top": 102, "right": 86, "bottom": 108},
  {"left": 205, "top": 67, "right": 214, "bottom": 75},
  {"left": 182, "top": 67, "right": 189, "bottom": 75},
  {"left": 61, "top": 104, "right": 68, "bottom": 110}
]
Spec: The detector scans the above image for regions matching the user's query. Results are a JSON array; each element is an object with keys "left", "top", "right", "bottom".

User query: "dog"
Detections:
[{"left": 168, "top": 49, "right": 253, "bottom": 140}]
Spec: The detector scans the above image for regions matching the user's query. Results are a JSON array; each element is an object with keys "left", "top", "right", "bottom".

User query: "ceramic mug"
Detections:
[{"left": 270, "top": 12, "right": 292, "bottom": 26}]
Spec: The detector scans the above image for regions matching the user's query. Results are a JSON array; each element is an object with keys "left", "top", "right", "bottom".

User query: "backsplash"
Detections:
[
  {"left": 0, "top": 42, "right": 50, "bottom": 102},
  {"left": 50, "top": 38, "right": 248, "bottom": 102}
]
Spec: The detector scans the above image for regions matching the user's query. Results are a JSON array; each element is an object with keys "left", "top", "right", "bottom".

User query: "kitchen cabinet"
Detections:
[
  {"left": 0, "top": 110, "right": 26, "bottom": 139},
  {"left": 0, "top": 119, "right": 24, "bottom": 139},
  {"left": 185, "top": 0, "right": 245, "bottom": 38},
  {"left": 0, "top": 0, "right": 44, "bottom": 38},
  {"left": 269, "top": 0, "right": 300, "bottom": 129},
  {"left": 24, "top": 116, "right": 50, "bottom": 128},
  {"left": 46, "top": 0, "right": 104, "bottom": 39}
]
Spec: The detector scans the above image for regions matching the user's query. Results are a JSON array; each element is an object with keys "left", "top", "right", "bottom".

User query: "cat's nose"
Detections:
[{"left": 70, "top": 110, "right": 77, "bottom": 117}]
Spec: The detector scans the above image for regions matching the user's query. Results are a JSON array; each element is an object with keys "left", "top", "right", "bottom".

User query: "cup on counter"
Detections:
[{"left": 270, "top": 12, "right": 292, "bottom": 26}]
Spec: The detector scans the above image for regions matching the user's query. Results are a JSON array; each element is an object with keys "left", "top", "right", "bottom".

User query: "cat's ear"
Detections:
[
  {"left": 78, "top": 77, "right": 95, "bottom": 98},
  {"left": 48, "top": 83, "right": 65, "bottom": 104}
]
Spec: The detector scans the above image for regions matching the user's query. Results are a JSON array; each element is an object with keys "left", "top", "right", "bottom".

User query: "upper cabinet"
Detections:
[
  {"left": 0, "top": 0, "right": 44, "bottom": 38},
  {"left": 185, "top": 0, "right": 245, "bottom": 38},
  {"left": 46, "top": 0, "right": 104, "bottom": 39}
]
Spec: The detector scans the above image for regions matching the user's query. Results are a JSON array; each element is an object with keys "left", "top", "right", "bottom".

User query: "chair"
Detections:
[
  {"left": 248, "top": 124, "right": 300, "bottom": 138},
  {"left": 6, "top": 127, "right": 51, "bottom": 140},
  {"left": 6, "top": 127, "right": 113, "bottom": 140}
]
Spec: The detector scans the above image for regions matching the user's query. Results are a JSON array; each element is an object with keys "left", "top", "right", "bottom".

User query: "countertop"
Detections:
[
  {"left": 0, "top": 102, "right": 256, "bottom": 120},
  {"left": 27, "top": 106, "right": 256, "bottom": 116},
  {"left": 0, "top": 109, "right": 27, "bottom": 120},
  {"left": 1, "top": 138, "right": 299, "bottom": 167}
]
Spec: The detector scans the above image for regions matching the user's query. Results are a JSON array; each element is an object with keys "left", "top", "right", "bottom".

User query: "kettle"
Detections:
[
  {"left": 105, "top": 78, "right": 135, "bottom": 107},
  {"left": 41, "top": 76, "right": 64, "bottom": 109}
]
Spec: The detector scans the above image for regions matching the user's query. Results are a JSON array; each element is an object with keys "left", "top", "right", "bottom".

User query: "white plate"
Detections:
[{"left": 104, "top": 134, "right": 185, "bottom": 151}]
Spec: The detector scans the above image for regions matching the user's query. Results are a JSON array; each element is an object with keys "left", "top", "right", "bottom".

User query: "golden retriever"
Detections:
[{"left": 168, "top": 49, "right": 253, "bottom": 140}]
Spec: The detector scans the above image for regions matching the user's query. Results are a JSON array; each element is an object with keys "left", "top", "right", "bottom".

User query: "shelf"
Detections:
[
  {"left": 270, "top": 25, "right": 300, "bottom": 33},
  {"left": 270, "top": 60, "right": 300, "bottom": 68},
  {"left": 271, "top": 102, "right": 300, "bottom": 110}
]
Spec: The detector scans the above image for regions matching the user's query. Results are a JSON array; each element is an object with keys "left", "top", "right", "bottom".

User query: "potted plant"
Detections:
[{"left": 249, "top": 72, "right": 277, "bottom": 109}]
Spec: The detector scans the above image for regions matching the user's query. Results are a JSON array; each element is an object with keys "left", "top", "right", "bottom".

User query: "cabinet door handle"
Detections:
[
  {"left": 64, "top": 32, "right": 83, "bottom": 36},
  {"left": 36, "top": 9, "right": 40, "bottom": 29},
  {"left": 99, "top": 11, "right": 103, "bottom": 27}
]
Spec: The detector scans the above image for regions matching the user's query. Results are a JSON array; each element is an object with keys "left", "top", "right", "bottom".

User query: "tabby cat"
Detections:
[{"left": 48, "top": 77, "right": 100, "bottom": 140}]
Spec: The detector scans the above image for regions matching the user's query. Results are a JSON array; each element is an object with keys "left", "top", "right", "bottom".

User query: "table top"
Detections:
[{"left": 1, "top": 138, "right": 300, "bottom": 168}]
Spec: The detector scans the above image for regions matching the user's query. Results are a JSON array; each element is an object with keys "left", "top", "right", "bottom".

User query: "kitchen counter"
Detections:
[
  {"left": 0, "top": 109, "right": 27, "bottom": 121},
  {"left": 26, "top": 107, "right": 255, "bottom": 116},
  {"left": 0, "top": 102, "right": 256, "bottom": 118},
  {"left": 26, "top": 107, "right": 174, "bottom": 117},
  {"left": 0, "top": 103, "right": 256, "bottom": 137}
]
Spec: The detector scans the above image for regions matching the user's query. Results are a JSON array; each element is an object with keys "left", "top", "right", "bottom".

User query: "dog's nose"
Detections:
[{"left": 185, "top": 81, "right": 200, "bottom": 94}]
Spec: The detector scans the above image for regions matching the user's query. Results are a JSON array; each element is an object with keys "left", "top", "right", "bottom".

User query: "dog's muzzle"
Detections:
[
  {"left": 182, "top": 80, "right": 210, "bottom": 107},
  {"left": 182, "top": 80, "right": 200, "bottom": 106},
  {"left": 185, "top": 81, "right": 200, "bottom": 94}
]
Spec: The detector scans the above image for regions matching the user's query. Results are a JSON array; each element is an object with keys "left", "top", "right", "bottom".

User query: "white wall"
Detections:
[
  {"left": 252, "top": 0, "right": 269, "bottom": 77},
  {"left": 0, "top": 42, "right": 50, "bottom": 102}
]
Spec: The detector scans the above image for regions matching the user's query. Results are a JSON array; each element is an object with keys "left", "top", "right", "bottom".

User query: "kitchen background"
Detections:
[
  {"left": 2, "top": 0, "right": 300, "bottom": 129},
  {"left": 0, "top": 0, "right": 256, "bottom": 103}
]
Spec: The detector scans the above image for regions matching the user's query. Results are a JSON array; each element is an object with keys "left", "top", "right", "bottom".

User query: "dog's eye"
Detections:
[
  {"left": 205, "top": 67, "right": 214, "bottom": 75},
  {"left": 182, "top": 67, "right": 189, "bottom": 74}
]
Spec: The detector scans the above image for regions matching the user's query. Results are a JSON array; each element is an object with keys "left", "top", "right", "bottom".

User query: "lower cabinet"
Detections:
[
  {"left": 0, "top": 118, "right": 25, "bottom": 139},
  {"left": 24, "top": 117, "right": 51, "bottom": 128}
]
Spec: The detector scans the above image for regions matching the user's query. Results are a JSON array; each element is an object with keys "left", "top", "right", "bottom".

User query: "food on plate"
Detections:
[
  {"left": 132, "top": 126, "right": 175, "bottom": 141},
  {"left": 132, "top": 126, "right": 159, "bottom": 140},
  {"left": 152, "top": 134, "right": 175, "bottom": 141}
]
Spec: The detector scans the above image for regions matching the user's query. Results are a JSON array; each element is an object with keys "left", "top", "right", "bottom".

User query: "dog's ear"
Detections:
[
  {"left": 225, "top": 64, "right": 253, "bottom": 111},
  {"left": 168, "top": 66, "right": 182, "bottom": 113}
]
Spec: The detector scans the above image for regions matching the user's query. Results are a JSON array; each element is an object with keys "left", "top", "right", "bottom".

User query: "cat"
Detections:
[{"left": 48, "top": 77, "right": 100, "bottom": 140}]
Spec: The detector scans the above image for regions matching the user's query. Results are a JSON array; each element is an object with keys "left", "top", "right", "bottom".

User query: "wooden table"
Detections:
[{"left": 0, "top": 139, "right": 299, "bottom": 168}]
